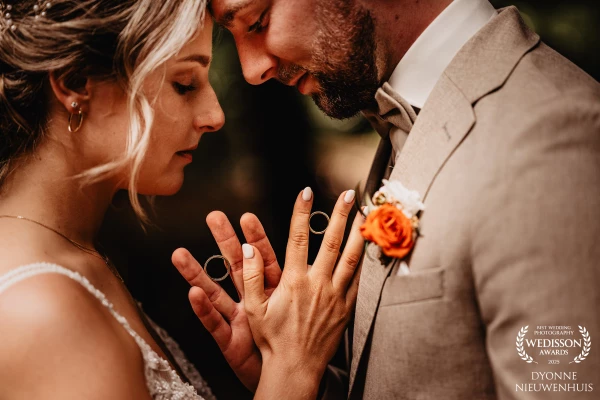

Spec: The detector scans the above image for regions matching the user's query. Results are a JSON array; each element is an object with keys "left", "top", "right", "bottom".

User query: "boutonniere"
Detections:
[{"left": 359, "top": 179, "right": 424, "bottom": 259}]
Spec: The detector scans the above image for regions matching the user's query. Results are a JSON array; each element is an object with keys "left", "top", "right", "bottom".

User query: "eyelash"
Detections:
[
  {"left": 173, "top": 82, "right": 198, "bottom": 95},
  {"left": 248, "top": 10, "right": 269, "bottom": 34}
]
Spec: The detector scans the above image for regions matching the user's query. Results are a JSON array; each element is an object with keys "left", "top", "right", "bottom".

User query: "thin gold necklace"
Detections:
[{"left": 0, "top": 215, "right": 124, "bottom": 283}]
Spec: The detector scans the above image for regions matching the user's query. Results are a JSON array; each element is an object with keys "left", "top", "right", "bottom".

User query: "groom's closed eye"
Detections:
[{"left": 248, "top": 8, "right": 269, "bottom": 34}]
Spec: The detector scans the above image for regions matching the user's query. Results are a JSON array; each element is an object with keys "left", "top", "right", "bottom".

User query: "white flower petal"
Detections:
[{"left": 381, "top": 179, "right": 425, "bottom": 217}]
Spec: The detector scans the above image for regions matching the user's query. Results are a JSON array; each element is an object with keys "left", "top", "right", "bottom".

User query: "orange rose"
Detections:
[{"left": 360, "top": 204, "right": 415, "bottom": 259}]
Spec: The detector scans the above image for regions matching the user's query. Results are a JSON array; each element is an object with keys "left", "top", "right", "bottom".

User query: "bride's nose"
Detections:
[{"left": 195, "top": 88, "right": 225, "bottom": 133}]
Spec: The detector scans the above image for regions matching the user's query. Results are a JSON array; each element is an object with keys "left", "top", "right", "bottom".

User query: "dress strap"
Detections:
[{"left": 0, "top": 263, "right": 154, "bottom": 358}]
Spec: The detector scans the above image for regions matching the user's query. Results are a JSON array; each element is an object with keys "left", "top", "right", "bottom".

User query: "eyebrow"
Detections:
[
  {"left": 214, "top": 0, "right": 253, "bottom": 28},
  {"left": 177, "top": 54, "right": 211, "bottom": 67}
]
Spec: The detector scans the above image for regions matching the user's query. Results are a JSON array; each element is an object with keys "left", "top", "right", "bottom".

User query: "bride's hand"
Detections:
[
  {"left": 243, "top": 189, "right": 365, "bottom": 399},
  {"left": 171, "top": 212, "right": 282, "bottom": 392}
]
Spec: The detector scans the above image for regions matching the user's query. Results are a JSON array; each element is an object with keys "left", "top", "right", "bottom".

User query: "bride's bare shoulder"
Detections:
[
  {"left": 0, "top": 272, "right": 150, "bottom": 399},
  {"left": 0, "top": 266, "right": 112, "bottom": 326}
]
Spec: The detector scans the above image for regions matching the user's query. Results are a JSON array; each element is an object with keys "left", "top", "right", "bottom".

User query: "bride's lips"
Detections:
[{"left": 176, "top": 145, "right": 197, "bottom": 162}]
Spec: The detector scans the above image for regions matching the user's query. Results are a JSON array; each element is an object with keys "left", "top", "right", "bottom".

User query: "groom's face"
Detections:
[{"left": 210, "top": 0, "right": 380, "bottom": 119}]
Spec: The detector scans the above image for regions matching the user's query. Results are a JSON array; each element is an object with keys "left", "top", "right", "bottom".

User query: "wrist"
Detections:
[{"left": 257, "top": 354, "right": 324, "bottom": 399}]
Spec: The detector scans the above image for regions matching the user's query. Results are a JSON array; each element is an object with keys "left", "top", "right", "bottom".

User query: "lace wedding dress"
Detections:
[{"left": 0, "top": 262, "right": 217, "bottom": 400}]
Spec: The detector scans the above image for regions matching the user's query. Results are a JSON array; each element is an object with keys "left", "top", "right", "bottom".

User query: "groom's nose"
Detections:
[{"left": 237, "top": 41, "right": 277, "bottom": 85}]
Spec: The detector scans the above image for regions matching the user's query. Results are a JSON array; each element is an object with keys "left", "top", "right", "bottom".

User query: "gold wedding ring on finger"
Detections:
[
  {"left": 309, "top": 211, "right": 330, "bottom": 235},
  {"left": 203, "top": 255, "right": 231, "bottom": 282}
]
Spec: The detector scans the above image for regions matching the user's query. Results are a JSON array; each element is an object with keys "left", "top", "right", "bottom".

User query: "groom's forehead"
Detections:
[{"left": 209, "top": 0, "right": 257, "bottom": 27}]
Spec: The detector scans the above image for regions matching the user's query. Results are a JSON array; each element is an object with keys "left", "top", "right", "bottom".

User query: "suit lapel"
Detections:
[
  {"left": 348, "top": 7, "right": 541, "bottom": 395},
  {"left": 348, "top": 75, "right": 474, "bottom": 394},
  {"left": 349, "top": 136, "right": 396, "bottom": 392},
  {"left": 389, "top": 75, "right": 475, "bottom": 198}
]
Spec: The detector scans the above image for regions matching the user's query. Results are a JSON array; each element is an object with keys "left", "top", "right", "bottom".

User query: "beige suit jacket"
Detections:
[{"left": 323, "top": 7, "right": 600, "bottom": 400}]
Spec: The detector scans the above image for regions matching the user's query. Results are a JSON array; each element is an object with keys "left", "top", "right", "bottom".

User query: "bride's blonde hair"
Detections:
[{"left": 0, "top": 0, "right": 207, "bottom": 222}]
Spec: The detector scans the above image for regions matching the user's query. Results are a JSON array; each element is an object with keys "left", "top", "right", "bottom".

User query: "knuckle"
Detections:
[
  {"left": 283, "top": 274, "right": 302, "bottom": 291},
  {"left": 245, "top": 306, "right": 256, "bottom": 317},
  {"left": 322, "top": 236, "right": 342, "bottom": 253},
  {"left": 228, "top": 305, "right": 240, "bottom": 321},
  {"left": 207, "top": 314, "right": 225, "bottom": 332},
  {"left": 344, "top": 251, "right": 362, "bottom": 269},
  {"left": 188, "top": 267, "right": 205, "bottom": 285},
  {"left": 207, "top": 286, "right": 223, "bottom": 303},
  {"left": 308, "top": 281, "right": 323, "bottom": 295},
  {"left": 195, "top": 304, "right": 212, "bottom": 319},
  {"left": 243, "top": 270, "right": 263, "bottom": 285},
  {"left": 334, "top": 207, "right": 350, "bottom": 220},
  {"left": 295, "top": 205, "right": 311, "bottom": 216},
  {"left": 230, "top": 259, "right": 243, "bottom": 273},
  {"left": 289, "top": 231, "right": 309, "bottom": 248}
]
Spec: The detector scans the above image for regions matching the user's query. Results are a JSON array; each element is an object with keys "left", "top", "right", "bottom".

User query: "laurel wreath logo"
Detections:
[
  {"left": 516, "top": 326, "right": 538, "bottom": 364},
  {"left": 569, "top": 326, "right": 591, "bottom": 364}
]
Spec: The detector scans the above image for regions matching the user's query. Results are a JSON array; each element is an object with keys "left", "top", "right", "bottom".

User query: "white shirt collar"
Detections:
[{"left": 388, "top": 0, "right": 497, "bottom": 109}]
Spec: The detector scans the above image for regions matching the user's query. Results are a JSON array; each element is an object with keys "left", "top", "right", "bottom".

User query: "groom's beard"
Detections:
[
  {"left": 311, "top": 0, "right": 379, "bottom": 119},
  {"left": 277, "top": 0, "right": 380, "bottom": 119},
  {"left": 277, "top": 1, "right": 379, "bottom": 120}
]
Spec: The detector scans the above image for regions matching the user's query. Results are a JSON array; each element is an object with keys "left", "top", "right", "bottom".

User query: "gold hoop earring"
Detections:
[{"left": 68, "top": 109, "right": 84, "bottom": 133}]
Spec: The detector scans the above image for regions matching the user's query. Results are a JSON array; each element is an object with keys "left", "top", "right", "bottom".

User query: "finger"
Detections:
[
  {"left": 241, "top": 244, "right": 268, "bottom": 313},
  {"left": 189, "top": 287, "right": 233, "bottom": 352},
  {"left": 284, "top": 187, "right": 313, "bottom": 275},
  {"left": 240, "top": 213, "right": 281, "bottom": 293},
  {"left": 172, "top": 248, "right": 238, "bottom": 320},
  {"left": 312, "top": 190, "right": 356, "bottom": 278},
  {"left": 206, "top": 211, "right": 245, "bottom": 299},
  {"left": 332, "top": 209, "right": 366, "bottom": 292}
]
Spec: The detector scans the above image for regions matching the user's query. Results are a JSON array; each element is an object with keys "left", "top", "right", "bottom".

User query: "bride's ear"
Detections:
[{"left": 48, "top": 71, "right": 92, "bottom": 115}]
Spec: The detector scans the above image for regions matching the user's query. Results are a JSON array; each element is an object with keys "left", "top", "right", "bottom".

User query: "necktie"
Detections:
[
  {"left": 362, "top": 82, "right": 419, "bottom": 145},
  {"left": 361, "top": 82, "right": 419, "bottom": 196}
]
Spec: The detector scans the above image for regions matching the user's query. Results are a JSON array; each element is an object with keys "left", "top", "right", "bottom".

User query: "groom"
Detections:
[{"left": 174, "top": 0, "right": 600, "bottom": 398}]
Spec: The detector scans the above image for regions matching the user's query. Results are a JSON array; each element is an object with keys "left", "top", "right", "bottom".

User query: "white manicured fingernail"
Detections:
[
  {"left": 242, "top": 244, "right": 254, "bottom": 259},
  {"left": 344, "top": 190, "right": 356, "bottom": 204},
  {"left": 302, "top": 187, "right": 312, "bottom": 201}
]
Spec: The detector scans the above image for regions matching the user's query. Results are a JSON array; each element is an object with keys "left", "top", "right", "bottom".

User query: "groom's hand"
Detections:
[{"left": 171, "top": 212, "right": 282, "bottom": 392}]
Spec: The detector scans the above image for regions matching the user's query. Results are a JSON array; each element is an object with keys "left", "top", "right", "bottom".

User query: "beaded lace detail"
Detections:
[
  {"left": 0, "top": 263, "right": 209, "bottom": 399},
  {"left": 143, "top": 311, "right": 217, "bottom": 400}
]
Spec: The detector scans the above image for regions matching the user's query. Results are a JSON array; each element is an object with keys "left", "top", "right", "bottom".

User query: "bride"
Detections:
[{"left": 0, "top": 0, "right": 363, "bottom": 398}]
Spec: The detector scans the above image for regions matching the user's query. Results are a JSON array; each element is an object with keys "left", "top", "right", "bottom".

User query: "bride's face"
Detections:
[{"left": 85, "top": 16, "right": 224, "bottom": 195}]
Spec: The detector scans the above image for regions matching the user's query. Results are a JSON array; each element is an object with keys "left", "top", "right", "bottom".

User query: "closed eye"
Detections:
[
  {"left": 248, "top": 9, "right": 269, "bottom": 34},
  {"left": 173, "top": 82, "right": 197, "bottom": 95}
]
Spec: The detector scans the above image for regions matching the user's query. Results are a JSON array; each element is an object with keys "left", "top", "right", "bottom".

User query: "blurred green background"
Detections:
[{"left": 99, "top": 1, "right": 599, "bottom": 398}]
